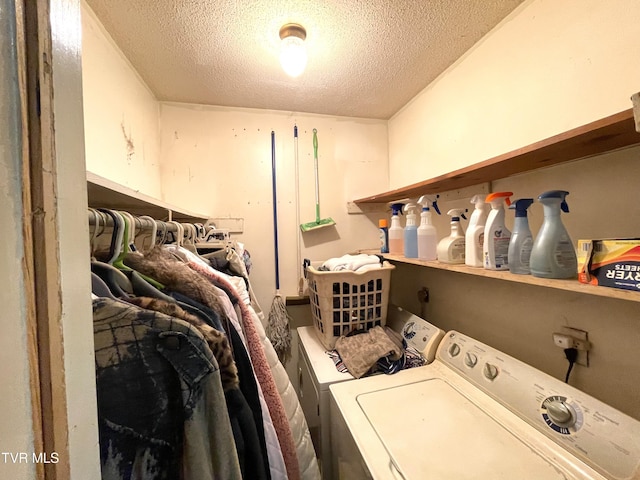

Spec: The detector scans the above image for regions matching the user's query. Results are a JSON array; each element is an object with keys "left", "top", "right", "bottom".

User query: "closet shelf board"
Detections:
[
  {"left": 87, "top": 171, "right": 211, "bottom": 222},
  {"left": 361, "top": 250, "right": 640, "bottom": 304},
  {"left": 355, "top": 108, "right": 640, "bottom": 204}
]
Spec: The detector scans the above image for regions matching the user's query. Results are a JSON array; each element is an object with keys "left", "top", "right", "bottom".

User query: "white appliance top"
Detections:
[
  {"left": 331, "top": 330, "right": 640, "bottom": 480},
  {"left": 298, "top": 306, "right": 444, "bottom": 389}
]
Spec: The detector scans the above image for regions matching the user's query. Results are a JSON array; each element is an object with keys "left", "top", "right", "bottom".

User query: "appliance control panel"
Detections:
[{"left": 437, "top": 331, "right": 640, "bottom": 480}]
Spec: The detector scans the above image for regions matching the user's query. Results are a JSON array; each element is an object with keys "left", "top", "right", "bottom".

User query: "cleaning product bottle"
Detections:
[
  {"left": 437, "top": 208, "right": 467, "bottom": 264},
  {"left": 416, "top": 195, "right": 440, "bottom": 261},
  {"left": 530, "top": 190, "right": 577, "bottom": 279},
  {"left": 465, "top": 194, "right": 489, "bottom": 267},
  {"left": 378, "top": 219, "right": 389, "bottom": 254},
  {"left": 403, "top": 203, "right": 419, "bottom": 258},
  {"left": 388, "top": 203, "right": 405, "bottom": 255},
  {"left": 483, "top": 191, "right": 513, "bottom": 270},
  {"left": 508, "top": 198, "right": 534, "bottom": 275}
]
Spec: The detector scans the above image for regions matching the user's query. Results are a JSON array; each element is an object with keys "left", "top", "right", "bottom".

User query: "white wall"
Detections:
[
  {"left": 160, "top": 103, "right": 388, "bottom": 312},
  {"left": 388, "top": 0, "right": 640, "bottom": 188},
  {"left": 81, "top": 1, "right": 163, "bottom": 198},
  {"left": 0, "top": 3, "right": 36, "bottom": 478}
]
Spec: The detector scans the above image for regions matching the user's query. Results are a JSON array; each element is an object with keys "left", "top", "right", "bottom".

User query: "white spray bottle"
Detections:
[
  {"left": 465, "top": 194, "right": 489, "bottom": 267},
  {"left": 530, "top": 190, "right": 577, "bottom": 279},
  {"left": 437, "top": 208, "right": 467, "bottom": 264},
  {"left": 403, "top": 203, "right": 419, "bottom": 258},
  {"left": 483, "top": 191, "right": 513, "bottom": 270},
  {"left": 388, "top": 203, "right": 405, "bottom": 255},
  {"left": 416, "top": 195, "right": 440, "bottom": 261}
]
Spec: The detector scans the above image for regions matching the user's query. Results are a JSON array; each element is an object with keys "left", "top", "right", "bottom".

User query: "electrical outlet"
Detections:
[
  {"left": 417, "top": 287, "right": 429, "bottom": 304},
  {"left": 556, "top": 327, "right": 590, "bottom": 367}
]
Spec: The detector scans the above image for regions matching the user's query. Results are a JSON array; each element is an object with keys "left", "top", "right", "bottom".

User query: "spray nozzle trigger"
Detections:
[
  {"left": 390, "top": 203, "right": 405, "bottom": 216},
  {"left": 446, "top": 208, "right": 468, "bottom": 220},
  {"left": 417, "top": 194, "right": 441, "bottom": 215}
]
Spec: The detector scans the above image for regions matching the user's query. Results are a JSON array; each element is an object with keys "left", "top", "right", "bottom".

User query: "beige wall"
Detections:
[
  {"left": 81, "top": 1, "right": 163, "bottom": 198},
  {"left": 159, "top": 103, "right": 388, "bottom": 312},
  {"left": 388, "top": 0, "right": 640, "bottom": 189}
]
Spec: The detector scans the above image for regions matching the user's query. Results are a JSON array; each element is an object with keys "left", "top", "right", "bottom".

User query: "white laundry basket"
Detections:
[{"left": 305, "top": 260, "right": 395, "bottom": 350}]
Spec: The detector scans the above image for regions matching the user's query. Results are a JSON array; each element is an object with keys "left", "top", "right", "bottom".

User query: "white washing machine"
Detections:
[
  {"left": 297, "top": 305, "right": 444, "bottom": 480},
  {"left": 330, "top": 330, "right": 640, "bottom": 480}
]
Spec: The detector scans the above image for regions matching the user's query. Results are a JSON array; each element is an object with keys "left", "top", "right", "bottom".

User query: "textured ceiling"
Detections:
[{"left": 85, "top": 0, "right": 525, "bottom": 119}]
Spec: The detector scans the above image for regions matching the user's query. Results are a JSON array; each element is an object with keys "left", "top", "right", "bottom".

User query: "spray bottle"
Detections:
[
  {"left": 403, "top": 203, "right": 419, "bottom": 258},
  {"left": 483, "top": 191, "right": 513, "bottom": 270},
  {"left": 378, "top": 219, "right": 389, "bottom": 254},
  {"left": 416, "top": 195, "right": 440, "bottom": 261},
  {"left": 530, "top": 190, "right": 577, "bottom": 278},
  {"left": 508, "top": 198, "right": 534, "bottom": 275},
  {"left": 437, "top": 208, "right": 467, "bottom": 264},
  {"left": 465, "top": 194, "right": 489, "bottom": 267},
  {"left": 389, "top": 203, "right": 405, "bottom": 255}
]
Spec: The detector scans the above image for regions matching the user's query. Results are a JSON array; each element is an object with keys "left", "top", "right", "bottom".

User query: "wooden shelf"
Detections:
[
  {"left": 364, "top": 251, "right": 640, "bottom": 303},
  {"left": 355, "top": 109, "right": 640, "bottom": 204},
  {"left": 86, "top": 171, "right": 211, "bottom": 222}
]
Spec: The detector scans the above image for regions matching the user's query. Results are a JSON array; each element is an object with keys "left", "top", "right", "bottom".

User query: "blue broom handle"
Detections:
[{"left": 271, "top": 131, "right": 280, "bottom": 290}]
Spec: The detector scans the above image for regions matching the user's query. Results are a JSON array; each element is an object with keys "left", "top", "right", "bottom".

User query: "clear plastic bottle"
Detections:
[
  {"left": 403, "top": 203, "right": 419, "bottom": 258},
  {"left": 530, "top": 190, "right": 577, "bottom": 279},
  {"left": 417, "top": 195, "right": 439, "bottom": 261},
  {"left": 388, "top": 203, "right": 404, "bottom": 255},
  {"left": 508, "top": 198, "right": 534, "bottom": 275}
]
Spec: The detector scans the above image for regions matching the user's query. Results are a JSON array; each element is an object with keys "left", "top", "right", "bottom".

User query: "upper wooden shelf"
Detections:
[
  {"left": 355, "top": 109, "right": 640, "bottom": 204},
  {"left": 86, "top": 171, "right": 211, "bottom": 222}
]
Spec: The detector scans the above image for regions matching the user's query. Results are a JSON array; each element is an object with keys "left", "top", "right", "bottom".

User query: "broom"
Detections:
[
  {"left": 300, "top": 128, "right": 335, "bottom": 232},
  {"left": 266, "top": 130, "right": 292, "bottom": 363}
]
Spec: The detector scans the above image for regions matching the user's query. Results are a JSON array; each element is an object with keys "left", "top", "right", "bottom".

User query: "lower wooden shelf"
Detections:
[{"left": 360, "top": 250, "right": 640, "bottom": 303}]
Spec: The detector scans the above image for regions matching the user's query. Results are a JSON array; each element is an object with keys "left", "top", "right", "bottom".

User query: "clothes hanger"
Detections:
[
  {"left": 135, "top": 215, "right": 157, "bottom": 250},
  {"left": 98, "top": 209, "right": 125, "bottom": 264},
  {"left": 112, "top": 211, "right": 134, "bottom": 272},
  {"left": 88, "top": 208, "right": 101, "bottom": 257}
]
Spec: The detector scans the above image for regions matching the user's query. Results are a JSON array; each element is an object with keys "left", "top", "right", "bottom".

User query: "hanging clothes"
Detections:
[
  {"left": 93, "top": 297, "right": 242, "bottom": 480},
  {"left": 123, "top": 247, "right": 300, "bottom": 480}
]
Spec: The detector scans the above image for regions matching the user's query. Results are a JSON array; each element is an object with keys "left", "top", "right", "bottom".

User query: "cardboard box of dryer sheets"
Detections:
[{"left": 577, "top": 238, "right": 640, "bottom": 292}]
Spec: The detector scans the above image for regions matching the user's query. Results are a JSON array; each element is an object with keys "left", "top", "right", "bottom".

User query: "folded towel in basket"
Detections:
[
  {"left": 335, "top": 326, "right": 403, "bottom": 379},
  {"left": 320, "top": 254, "right": 381, "bottom": 272}
]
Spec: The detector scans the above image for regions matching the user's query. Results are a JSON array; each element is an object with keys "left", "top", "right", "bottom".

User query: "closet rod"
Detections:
[{"left": 87, "top": 210, "right": 186, "bottom": 233}]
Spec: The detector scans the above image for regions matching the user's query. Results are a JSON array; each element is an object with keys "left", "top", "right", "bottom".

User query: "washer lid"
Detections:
[{"left": 357, "top": 378, "right": 569, "bottom": 479}]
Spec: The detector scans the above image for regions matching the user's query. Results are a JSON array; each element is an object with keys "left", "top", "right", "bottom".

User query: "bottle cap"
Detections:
[{"left": 379, "top": 219, "right": 388, "bottom": 228}]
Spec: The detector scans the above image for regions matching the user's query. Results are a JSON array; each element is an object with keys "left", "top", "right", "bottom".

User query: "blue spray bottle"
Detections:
[
  {"left": 508, "top": 198, "right": 534, "bottom": 275},
  {"left": 530, "top": 190, "right": 577, "bottom": 279}
]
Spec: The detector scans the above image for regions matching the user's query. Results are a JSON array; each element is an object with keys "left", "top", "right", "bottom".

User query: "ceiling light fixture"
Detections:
[{"left": 279, "top": 23, "right": 307, "bottom": 78}]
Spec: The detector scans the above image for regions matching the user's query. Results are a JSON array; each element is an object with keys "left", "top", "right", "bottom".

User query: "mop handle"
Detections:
[
  {"left": 313, "top": 128, "right": 320, "bottom": 221},
  {"left": 271, "top": 130, "right": 280, "bottom": 290}
]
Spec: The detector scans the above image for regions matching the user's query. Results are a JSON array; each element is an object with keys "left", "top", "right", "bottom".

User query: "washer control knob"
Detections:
[
  {"left": 464, "top": 352, "right": 478, "bottom": 368},
  {"left": 448, "top": 343, "right": 461, "bottom": 358},
  {"left": 546, "top": 400, "right": 575, "bottom": 426},
  {"left": 483, "top": 363, "right": 499, "bottom": 380}
]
